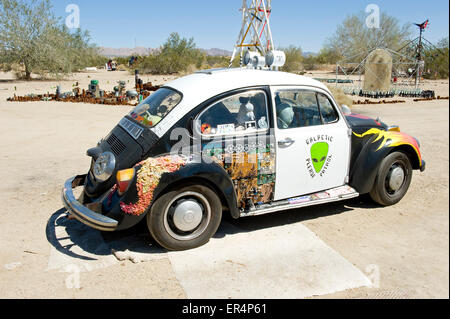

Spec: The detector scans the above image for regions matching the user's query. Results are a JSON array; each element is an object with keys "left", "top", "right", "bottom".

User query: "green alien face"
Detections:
[{"left": 310, "top": 142, "right": 329, "bottom": 173}]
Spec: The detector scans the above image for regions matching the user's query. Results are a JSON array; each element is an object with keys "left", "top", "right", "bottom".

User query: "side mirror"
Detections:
[{"left": 341, "top": 104, "right": 352, "bottom": 115}]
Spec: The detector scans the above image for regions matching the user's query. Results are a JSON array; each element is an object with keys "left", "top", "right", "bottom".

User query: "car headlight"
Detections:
[{"left": 93, "top": 152, "right": 116, "bottom": 182}]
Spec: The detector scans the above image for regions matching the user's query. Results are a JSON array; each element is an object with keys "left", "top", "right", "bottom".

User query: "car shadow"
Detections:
[
  {"left": 215, "top": 195, "right": 378, "bottom": 237},
  {"left": 46, "top": 208, "right": 103, "bottom": 261},
  {"left": 46, "top": 196, "right": 380, "bottom": 262},
  {"left": 46, "top": 209, "right": 167, "bottom": 262}
]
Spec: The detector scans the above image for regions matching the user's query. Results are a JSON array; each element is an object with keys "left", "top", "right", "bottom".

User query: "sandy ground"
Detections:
[{"left": 0, "top": 70, "right": 448, "bottom": 299}]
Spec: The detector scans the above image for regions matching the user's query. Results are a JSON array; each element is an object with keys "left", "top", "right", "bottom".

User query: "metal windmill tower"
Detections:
[{"left": 229, "top": 0, "right": 275, "bottom": 67}]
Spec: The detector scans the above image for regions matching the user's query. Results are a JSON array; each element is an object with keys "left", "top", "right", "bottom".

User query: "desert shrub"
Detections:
[
  {"left": 298, "top": 47, "right": 342, "bottom": 71},
  {"left": 315, "top": 48, "right": 341, "bottom": 65},
  {"left": 136, "top": 54, "right": 166, "bottom": 74},
  {"left": 205, "top": 55, "right": 230, "bottom": 68},
  {"left": 0, "top": 62, "right": 12, "bottom": 72},
  {"left": 303, "top": 55, "right": 319, "bottom": 71},
  {"left": 135, "top": 33, "right": 203, "bottom": 75},
  {"left": 114, "top": 56, "right": 144, "bottom": 70},
  {"left": 326, "top": 85, "right": 354, "bottom": 106},
  {"left": 115, "top": 56, "right": 132, "bottom": 66},
  {"left": 116, "top": 64, "right": 129, "bottom": 71},
  {"left": 280, "top": 46, "right": 303, "bottom": 73}
]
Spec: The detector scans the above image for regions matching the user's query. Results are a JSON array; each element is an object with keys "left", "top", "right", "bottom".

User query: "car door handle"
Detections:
[{"left": 278, "top": 138, "right": 295, "bottom": 147}]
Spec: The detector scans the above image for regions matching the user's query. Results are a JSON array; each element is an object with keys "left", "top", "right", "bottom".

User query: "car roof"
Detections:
[
  {"left": 152, "top": 68, "right": 331, "bottom": 137},
  {"left": 165, "top": 68, "right": 329, "bottom": 101}
]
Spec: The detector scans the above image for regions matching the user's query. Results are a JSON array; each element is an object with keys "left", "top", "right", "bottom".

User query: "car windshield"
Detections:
[{"left": 129, "top": 88, "right": 182, "bottom": 128}]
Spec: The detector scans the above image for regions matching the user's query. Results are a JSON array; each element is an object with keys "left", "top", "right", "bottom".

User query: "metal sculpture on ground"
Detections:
[
  {"left": 333, "top": 19, "right": 446, "bottom": 96},
  {"left": 7, "top": 71, "right": 160, "bottom": 106}
]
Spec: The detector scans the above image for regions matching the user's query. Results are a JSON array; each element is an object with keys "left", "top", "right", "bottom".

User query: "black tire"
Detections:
[
  {"left": 147, "top": 184, "right": 222, "bottom": 251},
  {"left": 370, "top": 151, "right": 413, "bottom": 206}
]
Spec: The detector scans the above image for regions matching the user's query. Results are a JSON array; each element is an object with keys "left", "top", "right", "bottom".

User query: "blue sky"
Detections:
[{"left": 51, "top": 0, "right": 449, "bottom": 52}]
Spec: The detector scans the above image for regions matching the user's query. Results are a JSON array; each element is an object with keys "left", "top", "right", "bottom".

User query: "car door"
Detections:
[
  {"left": 194, "top": 88, "right": 276, "bottom": 209},
  {"left": 272, "top": 86, "right": 351, "bottom": 201}
]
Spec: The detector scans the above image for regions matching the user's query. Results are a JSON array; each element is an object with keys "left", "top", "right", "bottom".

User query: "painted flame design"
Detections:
[{"left": 353, "top": 128, "right": 422, "bottom": 162}]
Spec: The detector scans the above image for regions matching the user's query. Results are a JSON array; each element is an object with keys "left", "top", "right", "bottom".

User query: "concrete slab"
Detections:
[
  {"left": 168, "top": 222, "right": 373, "bottom": 299},
  {"left": 46, "top": 212, "right": 372, "bottom": 298}
]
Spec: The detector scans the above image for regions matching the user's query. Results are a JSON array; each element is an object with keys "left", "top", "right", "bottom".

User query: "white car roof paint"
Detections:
[{"left": 152, "top": 68, "right": 331, "bottom": 138}]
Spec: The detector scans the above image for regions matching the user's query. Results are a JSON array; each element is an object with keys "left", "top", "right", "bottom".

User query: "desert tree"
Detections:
[
  {"left": 423, "top": 37, "right": 449, "bottom": 79},
  {"left": 325, "top": 12, "right": 412, "bottom": 62},
  {"left": 0, "top": 0, "right": 103, "bottom": 79},
  {"left": 0, "top": 0, "right": 58, "bottom": 79}
]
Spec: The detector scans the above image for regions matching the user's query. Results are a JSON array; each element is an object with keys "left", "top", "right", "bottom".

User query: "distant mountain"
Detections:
[
  {"left": 303, "top": 51, "right": 318, "bottom": 57},
  {"left": 202, "top": 48, "right": 233, "bottom": 57},
  {"left": 99, "top": 47, "right": 158, "bottom": 57},
  {"left": 99, "top": 46, "right": 232, "bottom": 57}
]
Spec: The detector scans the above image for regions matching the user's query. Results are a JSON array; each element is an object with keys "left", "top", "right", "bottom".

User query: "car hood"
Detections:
[
  {"left": 84, "top": 119, "right": 160, "bottom": 199},
  {"left": 345, "top": 113, "right": 388, "bottom": 132}
]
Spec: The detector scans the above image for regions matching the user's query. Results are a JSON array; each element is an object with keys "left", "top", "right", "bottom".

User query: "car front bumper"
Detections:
[{"left": 62, "top": 175, "right": 118, "bottom": 232}]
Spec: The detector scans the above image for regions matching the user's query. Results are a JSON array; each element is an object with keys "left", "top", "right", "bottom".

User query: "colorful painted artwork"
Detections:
[
  {"left": 288, "top": 196, "right": 311, "bottom": 204},
  {"left": 326, "top": 185, "right": 355, "bottom": 197},
  {"left": 310, "top": 142, "right": 329, "bottom": 173},
  {"left": 120, "top": 155, "right": 187, "bottom": 216},
  {"left": 310, "top": 192, "right": 330, "bottom": 200},
  {"left": 353, "top": 128, "right": 422, "bottom": 161},
  {"left": 217, "top": 124, "right": 236, "bottom": 135},
  {"left": 203, "top": 142, "right": 276, "bottom": 209}
]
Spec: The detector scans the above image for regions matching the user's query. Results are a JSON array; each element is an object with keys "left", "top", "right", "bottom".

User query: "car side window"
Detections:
[
  {"left": 197, "top": 90, "right": 269, "bottom": 136},
  {"left": 275, "top": 90, "right": 322, "bottom": 129},
  {"left": 317, "top": 93, "right": 339, "bottom": 124}
]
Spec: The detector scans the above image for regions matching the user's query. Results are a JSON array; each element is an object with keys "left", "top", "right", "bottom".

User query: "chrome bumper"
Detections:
[{"left": 61, "top": 175, "right": 118, "bottom": 232}]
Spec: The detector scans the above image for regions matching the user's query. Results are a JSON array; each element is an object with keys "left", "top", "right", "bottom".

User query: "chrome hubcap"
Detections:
[
  {"left": 388, "top": 166, "right": 405, "bottom": 192},
  {"left": 172, "top": 200, "right": 203, "bottom": 232},
  {"left": 164, "top": 191, "right": 211, "bottom": 241}
]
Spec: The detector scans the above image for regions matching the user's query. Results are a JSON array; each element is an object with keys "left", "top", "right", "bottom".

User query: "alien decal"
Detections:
[{"left": 310, "top": 142, "right": 329, "bottom": 173}]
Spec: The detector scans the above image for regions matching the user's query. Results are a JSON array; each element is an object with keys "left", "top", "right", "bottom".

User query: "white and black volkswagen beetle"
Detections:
[{"left": 62, "top": 68, "right": 425, "bottom": 251}]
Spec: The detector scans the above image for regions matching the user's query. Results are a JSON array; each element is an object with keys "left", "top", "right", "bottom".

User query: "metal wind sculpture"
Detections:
[
  {"left": 413, "top": 20, "right": 429, "bottom": 86},
  {"left": 229, "top": 0, "right": 275, "bottom": 67},
  {"left": 398, "top": 19, "right": 445, "bottom": 86}
]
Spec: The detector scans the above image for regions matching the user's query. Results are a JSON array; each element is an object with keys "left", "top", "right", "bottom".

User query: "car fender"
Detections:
[
  {"left": 112, "top": 155, "right": 239, "bottom": 230},
  {"left": 350, "top": 128, "right": 422, "bottom": 194},
  {"left": 152, "top": 160, "right": 240, "bottom": 219}
]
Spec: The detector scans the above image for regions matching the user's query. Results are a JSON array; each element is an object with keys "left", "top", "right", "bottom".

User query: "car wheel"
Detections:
[
  {"left": 147, "top": 184, "right": 222, "bottom": 251},
  {"left": 370, "top": 152, "right": 413, "bottom": 206}
]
